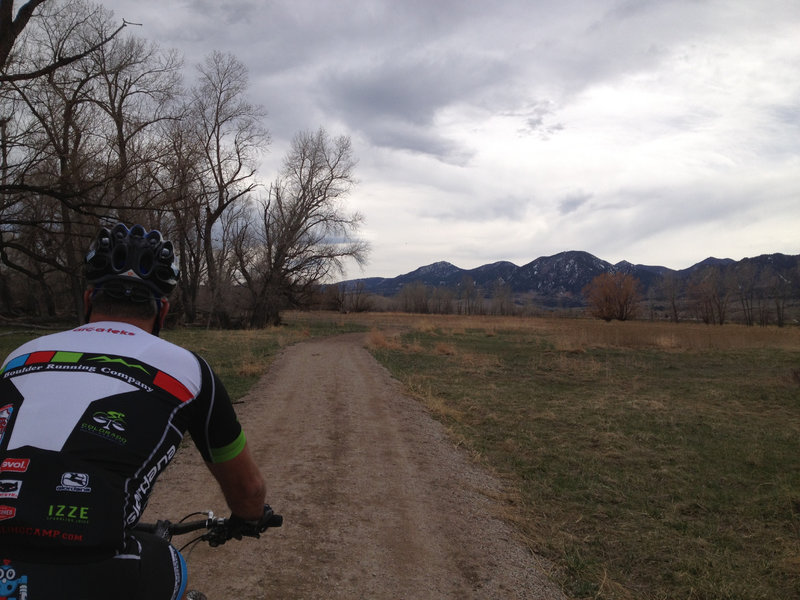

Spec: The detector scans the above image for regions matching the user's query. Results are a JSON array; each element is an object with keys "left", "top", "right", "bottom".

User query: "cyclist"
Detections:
[{"left": 0, "top": 224, "right": 272, "bottom": 599}]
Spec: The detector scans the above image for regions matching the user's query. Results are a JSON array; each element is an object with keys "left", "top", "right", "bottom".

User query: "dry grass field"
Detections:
[
  {"left": 3, "top": 313, "right": 798, "bottom": 599},
  {"left": 291, "top": 312, "right": 800, "bottom": 600}
]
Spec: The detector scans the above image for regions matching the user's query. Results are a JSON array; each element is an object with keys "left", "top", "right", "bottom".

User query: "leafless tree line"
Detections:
[
  {"left": 323, "top": 276, "right": 518, "bottom": 316},
  {"left": 325, "top": 260, "right": 798, "bottom": 326},
  {"left": 0, "top": 0, "right": 367, "bottom": 327},
  {"left": 581, "top": 261, "right": 798, "bottom": 326},
  {"left": 680, "top": 263, "right": 795, "bottom": 327}
]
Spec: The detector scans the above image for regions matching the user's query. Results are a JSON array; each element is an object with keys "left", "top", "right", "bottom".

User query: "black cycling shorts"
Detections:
[{"left": 0, "top": 532, "right": 187, "bottom": 600}]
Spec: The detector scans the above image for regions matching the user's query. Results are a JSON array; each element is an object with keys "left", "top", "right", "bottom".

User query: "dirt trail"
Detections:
[{"left": 143, "top": 333, "right": 567, "bottom": 599}]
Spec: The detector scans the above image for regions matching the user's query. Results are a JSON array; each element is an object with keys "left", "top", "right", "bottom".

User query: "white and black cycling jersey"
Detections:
[{"left": 0, "top": 322, "right": 245, "bottom": 561}]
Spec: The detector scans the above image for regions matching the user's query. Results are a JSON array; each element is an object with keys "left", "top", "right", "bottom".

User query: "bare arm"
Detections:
[{"left": 206, "top": 441, "right": 267, "bottom": 520}]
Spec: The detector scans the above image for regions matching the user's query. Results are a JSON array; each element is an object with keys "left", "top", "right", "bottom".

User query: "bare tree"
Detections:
[
  {"left": 153, "top": 116, "right": 206, "bottom": 323},
  {"left": 458, "top": 275, "right": 482, "bottom": 315},
  {"left": 583, "top": 272, "right": 641, "bottom": 321},
  {"left": 429, "top": 285, "right": 454, "bottom": 314},
  {"left": 320, "top": 282, "right": 346, "bottom": 312},
  {"left": 767, "top": 269, "right": 792, "bottom": 328},
  {"left": 0, "top": 0, "right": 45, "bottom": 71},
  {"left": 346, "top": 280, "right": 372, "bottom": 313},
  {"left": 398, "top": 281, "right": 429, "bottom": 313},
  {"left": 0, "top": 1, "right": 113, "bottom": 317},
  {"left": 233, "top": 129, "right": 368, "bottom": 327},
  {"left": 735, "top": 262, "right": 757, "bottom": 326},
  {"left": 87, "top": 30, "right": 182, "bottom": 218},
  {"left": 687, "top": 266, "right": 731, "bottom": 325},
  {"left": 0, "top": 0, "right": 127, "bottom": 82},
  {"left": 688, "top": 275, "right": 715, "bottom": 324},
  {"left": 660, "top": 271, "right": 682, "bottom": 323},
  {"left": 0, "top": 2, "right": 182, "bottom": 320},
  {"left": 188, "top": 50, "right": 268, "bottom": 326},
  {"left": 490, "top": 280, "right": 513, "bottom": 316}
]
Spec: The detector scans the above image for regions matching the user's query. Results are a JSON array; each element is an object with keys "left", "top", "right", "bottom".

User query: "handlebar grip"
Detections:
[
  {"left": 227, "top": 505, "right": 282, "bottom": 539},
  {"left": 265, "top": 513, "right": 283, "bottom": 528}
]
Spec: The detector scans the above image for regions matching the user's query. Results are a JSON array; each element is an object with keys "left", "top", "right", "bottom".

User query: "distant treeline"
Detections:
[{"left": 321, "top": 257, "right": 800, "bottom": 326}]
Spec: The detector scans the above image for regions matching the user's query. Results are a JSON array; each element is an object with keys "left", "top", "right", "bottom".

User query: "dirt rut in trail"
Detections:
[{"left": 142, "top": 333, "right": 567, "bottom": 599}]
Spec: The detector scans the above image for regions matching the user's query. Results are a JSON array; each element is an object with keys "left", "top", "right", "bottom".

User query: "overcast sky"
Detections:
[{"left": 106, "top": 0, "right": 800, "bottom": 278}]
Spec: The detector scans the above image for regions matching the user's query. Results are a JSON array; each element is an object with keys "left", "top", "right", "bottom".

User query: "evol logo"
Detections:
[
  {"left": 0, "top": 458, "right": 29, "bottom": 473},
  {"left": 0, "top": 505, "right": 16, "bottom": 521}
]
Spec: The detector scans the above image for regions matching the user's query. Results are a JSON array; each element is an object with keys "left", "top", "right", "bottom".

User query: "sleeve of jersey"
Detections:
[{"left": 188, "top": 355, "right": 247, "bottom": 464}]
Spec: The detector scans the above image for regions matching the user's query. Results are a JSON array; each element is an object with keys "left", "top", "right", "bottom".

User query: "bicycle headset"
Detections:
[{"left": 84, "top": 223, "right": 179, "bottom": 302}]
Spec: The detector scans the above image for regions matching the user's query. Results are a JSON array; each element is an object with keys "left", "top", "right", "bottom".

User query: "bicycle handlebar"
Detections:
[{"left": 134, "top": 506, "right": 282, "bottom": 548}]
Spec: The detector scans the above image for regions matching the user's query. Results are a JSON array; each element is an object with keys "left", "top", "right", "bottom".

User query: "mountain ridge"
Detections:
[{"left": 339, "top": 250, "right": 799, "bottom": 307}]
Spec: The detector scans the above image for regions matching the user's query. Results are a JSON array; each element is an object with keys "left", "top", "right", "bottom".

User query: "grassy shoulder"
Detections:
[{"left": 364, "top": 316, "right": 800, "bottom": 600}]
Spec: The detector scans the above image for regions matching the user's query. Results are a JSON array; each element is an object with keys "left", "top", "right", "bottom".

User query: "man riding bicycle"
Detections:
[{"left": 0, "top": 224, "right": 274, "bottom": 599}]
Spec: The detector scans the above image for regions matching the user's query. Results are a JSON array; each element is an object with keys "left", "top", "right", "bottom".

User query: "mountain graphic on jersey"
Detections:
[{"left": 87, "top": 356, "right": 150, "bottom": 375}]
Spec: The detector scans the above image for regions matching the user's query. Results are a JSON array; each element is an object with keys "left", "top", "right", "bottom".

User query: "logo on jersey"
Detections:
[
  {"left": 127, "top": 444, "right": 177, "bottom": 525},
  {"left": 0, "top": 480, "right": 21, "bottom": 499},
  {"left": 80, "top": 410, "right": 128, "bottom": 445},
  {"left": 0, "top": 458, "right": 29, "bottom": 473},
  {"left": 0, "top": 505, "right": 16, "bottom": 521},
  {"left": 88, "top": 355, "right": 150, "bottom": 375},
  {"left": 47, "top": 504, "right": 90, "bottom": 524},
  {"left": 56, "top": 472, "right": 92, "bottom": 493},
  {"left": 0, "top": 560, "right": 28, "bottom": 599},
  {"left": 0, "top": 403, "right": 13, "bottom": 446},
  {"left": 92, "top": 410, "right": 127, "bottom": 432}
]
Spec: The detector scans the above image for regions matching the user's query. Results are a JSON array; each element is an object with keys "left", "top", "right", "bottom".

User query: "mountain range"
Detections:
[{"left": 340, "top": 250, "right": 799, "bottom": 307}]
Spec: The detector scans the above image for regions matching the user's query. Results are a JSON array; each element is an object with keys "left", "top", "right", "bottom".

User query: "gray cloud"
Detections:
[
  {"left": 105, "top": 0, "right": 800, "bottom": 277},
  {"left": 422, "top": 194, "right": 531, "bottom": 223},
  {"left": 515, "top": 101, "right": 566, "bottom": 140},
  {"left": 558, "top": 192, "right": 592, "bottom": 215},
  {"left": 318, "top": 46, "right": 517, "bottom": 159}
]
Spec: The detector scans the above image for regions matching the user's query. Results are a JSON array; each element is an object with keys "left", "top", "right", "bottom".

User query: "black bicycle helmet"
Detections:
[{"left": 85, "top": 223, "right": 179, "bottom": 299}]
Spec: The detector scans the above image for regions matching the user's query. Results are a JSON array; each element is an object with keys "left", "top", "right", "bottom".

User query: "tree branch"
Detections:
[{"left": 0, "top": 19, "right": 130, "bottom": 82}]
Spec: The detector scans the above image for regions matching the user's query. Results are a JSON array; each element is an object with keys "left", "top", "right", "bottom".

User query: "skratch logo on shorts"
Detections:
[
  {"left": 0, "top": 560, "right": 28, "bottom": 600},
  {"left": 80, "top": 410, "right": 128, "bottom": 445},
  {"left": 56, "top": 472, "right": 91, "bottom": 493},
  {"left": 0, "top": 480, "right": 22, "bottom": 499}
]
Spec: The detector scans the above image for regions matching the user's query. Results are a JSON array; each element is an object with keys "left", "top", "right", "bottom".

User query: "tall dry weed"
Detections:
[
  {"left": 405, "top": 339, "right": 425, "bottom": 353},
  {"left": 412, "top": 319, "right": 438, "bottom": 334},
  {"left": 236, "top": 360, "right": 269, "bottom": 377},
  {"left": 365, "top": 329, "right": 400, "bottom": 350},
  {"left": 434, "top": 342, "right": 457, "bottom": 355},
  {"left": 545, "top": 319, "right": 800, "bottom": 352}
]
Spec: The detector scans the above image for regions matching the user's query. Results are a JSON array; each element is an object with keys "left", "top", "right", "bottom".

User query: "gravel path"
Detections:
[{"left": 143, "top": 333, "right": 567, "bottom": 599}]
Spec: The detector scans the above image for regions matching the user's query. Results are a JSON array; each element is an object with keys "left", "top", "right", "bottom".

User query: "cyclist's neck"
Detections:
[{"left": 87, "top": 313, "right": 156, "bottom": 333}]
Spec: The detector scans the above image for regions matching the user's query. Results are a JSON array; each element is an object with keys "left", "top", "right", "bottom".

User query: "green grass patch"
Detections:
[{"left": 368, "top": 318, "right": 800, "bottom": 600}]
